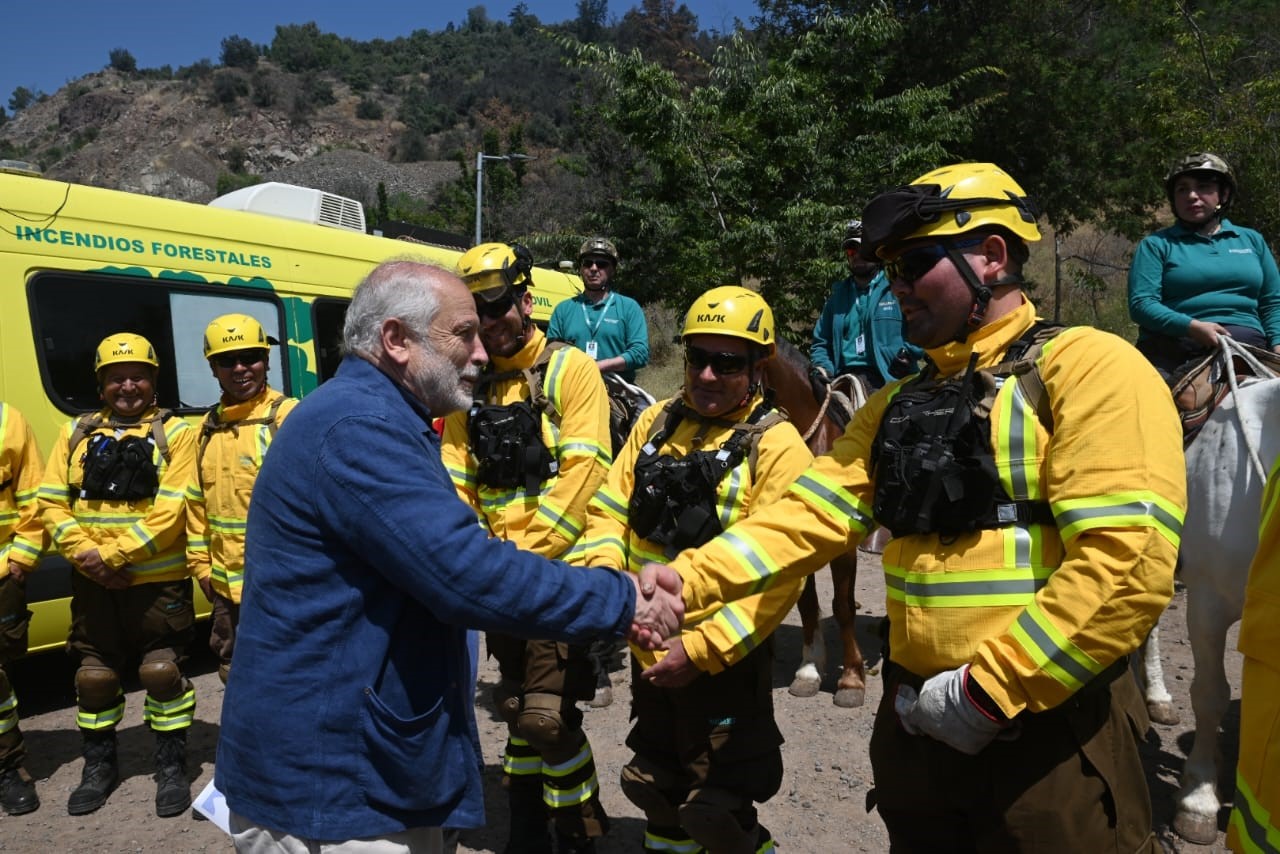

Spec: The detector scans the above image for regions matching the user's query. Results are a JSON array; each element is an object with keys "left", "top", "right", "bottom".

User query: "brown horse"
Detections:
[{"left": 764, "top": 338, "right": 867, "bottom": 708}]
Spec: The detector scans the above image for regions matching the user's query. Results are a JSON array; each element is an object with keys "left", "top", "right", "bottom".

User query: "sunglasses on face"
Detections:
[
  {"left": 213, "top": 350, "right": 265, "bottom": 369},
  {"left": 884, "top": 236, "right": 987, "bottom": 284},
  {"left": 476, "top": 293, "right": 516, "bottom": 319},
  {"left": 581, "top": 258, "right": 613, "bottom": 270},
  {"left": 685, "top": 344, "right": 749, "bottom": 375}
]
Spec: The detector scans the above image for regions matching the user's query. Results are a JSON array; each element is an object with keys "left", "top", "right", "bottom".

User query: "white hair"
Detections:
[{"left": 342, "top": 259, "right": 448, "bottom": 359}]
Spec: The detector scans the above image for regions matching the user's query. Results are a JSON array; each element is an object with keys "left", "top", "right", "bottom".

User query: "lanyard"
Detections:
[{"left": 581, "top": 293, "right": 615, "bottom": 341}]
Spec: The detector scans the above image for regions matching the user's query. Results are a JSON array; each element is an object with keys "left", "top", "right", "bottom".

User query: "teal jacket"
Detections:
[
  {"left": 811, "top": 270, "right": 920, "bottom": 386},
  {"left": 1128, "top": 218, "right": 1280, "bottom": 346},
  {"left": 547, "top": 290, "right": 649, "bottom": 382}
]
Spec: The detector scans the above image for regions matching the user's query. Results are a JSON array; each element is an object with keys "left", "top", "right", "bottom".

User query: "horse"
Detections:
[
  {"left": 764, "top": 338, "right": 868, "bottom": 708},
  {"left": 1137, "top": 342, "right": 1280, "bottom": 844}
]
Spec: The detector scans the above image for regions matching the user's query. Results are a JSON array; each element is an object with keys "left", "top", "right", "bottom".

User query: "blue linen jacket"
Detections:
[{"left": 216, "top": 355, "right": 636, "bottom": 840}]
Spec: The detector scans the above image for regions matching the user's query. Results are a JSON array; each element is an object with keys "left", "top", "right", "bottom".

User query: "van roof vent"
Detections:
[{"left": 208, "top": 182, "right": 366, "bottom": 233}]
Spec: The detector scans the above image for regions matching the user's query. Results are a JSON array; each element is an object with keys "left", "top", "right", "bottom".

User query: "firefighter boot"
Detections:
[
  {"left": 153, "top": 729, "right": 191, "bottom": 817},
  {"left": 504, "top": 776, "right": 553, "bottom": 854},
  {"left": 0, "top": 764, "right": 39, "bottom": 816},
  {"left": 66, "top": 730, "right": 118, "bottom": 815}
]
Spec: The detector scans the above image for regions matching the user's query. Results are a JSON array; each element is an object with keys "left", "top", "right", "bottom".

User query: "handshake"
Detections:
[{"left": 626, "top": 562, "right": 685, "bottom": 650}]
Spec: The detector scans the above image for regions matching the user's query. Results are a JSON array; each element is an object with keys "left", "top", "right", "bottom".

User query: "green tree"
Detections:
[
  {"left": 221, "top": 35, "right": 259, "bottom": 69},
  {"left": 108, "top": 48, "right": 137, "bottom": 73},
  {"left": 8, "top": 87, "right": 40, "bottom": 112}
]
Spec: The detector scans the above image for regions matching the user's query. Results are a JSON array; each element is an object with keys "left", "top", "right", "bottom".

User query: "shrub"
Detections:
[
  {"left": 108, "top": 48, "right": 137, "bottom": 73},
  {"left": 221, "top": 35, "right": 259, "bottom": 70},
  {"left": 355, "top": 97, "right": 383, "bottom": 120}
]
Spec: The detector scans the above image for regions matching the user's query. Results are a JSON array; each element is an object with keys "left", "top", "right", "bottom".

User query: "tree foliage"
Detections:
[{"left": 108, "top": 48, "right": 137, "bottom": 74}]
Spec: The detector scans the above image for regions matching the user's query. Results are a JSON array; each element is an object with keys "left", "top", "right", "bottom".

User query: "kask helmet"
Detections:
[
  {"left": 577, "top": 237, "right": 619, "bottom": 265},
  {"left": 1165, "top": 152, "right": 1235, "bottom": 211},
  {"left": 95, "top": 333, "right": 159, "bottom": 372},
  {"left": 859, "top": 162, "right": 1041, "bottom": 261},
  {"left": 457, "top": 242, "right": 534, "bottom": 301},
  {"left": 842, "top": 220, "right": 863, "bottom": 249},
  {"left": 681, "top": 286, "right": 775, "bottom": 355},
  {"left": 203, "top": 313, "right": 274, "bottom": 360}
]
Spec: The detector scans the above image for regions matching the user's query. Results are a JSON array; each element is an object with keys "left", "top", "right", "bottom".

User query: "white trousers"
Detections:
[{"left": 230, "top": 812, "right": 445, "bottom": 854}]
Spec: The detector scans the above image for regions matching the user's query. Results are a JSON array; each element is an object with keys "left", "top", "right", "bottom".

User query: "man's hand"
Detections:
[
  {"left": 627, "top": 563, "right": 684, "bottom": 650},
  {"left": 641, "top": 635, "right": 702, "bottom": 688},
  {"left": 6, "top": 564, "right": 27, "bottom": 583},
  {"left": 197, "top": 576, "right": 215, "bottom": 602},
  {"left": 74, "top": 549, "right": 131, "bottom": 591},
  {"left": 893, "top": 665, "right": 1011, "bottom": 755}
]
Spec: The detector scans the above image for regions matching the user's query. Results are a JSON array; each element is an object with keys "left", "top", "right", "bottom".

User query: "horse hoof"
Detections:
[
  {"left": 1173, "top": 809, "right": 1219, "bottom": 845},
  {"left": 833, "top": 686, "right": 866, "bottom": 708},
  {"left": 1147, "top": 700, "right": 1180, "bottom": 726},
  {"left": 789, "top": 676, "right": 821, "bottom": 698}
]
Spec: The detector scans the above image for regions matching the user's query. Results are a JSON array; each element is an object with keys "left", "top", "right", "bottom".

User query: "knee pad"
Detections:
[
  {"left": 517, "top": 692, "right": 577, "bottom": 754},
  {"left": 138, "top": 659, "right": 183, "bottom": 700},
  {"left": 492, "top": 679, "right": 523, "bottom": 728},
  {"left": 75, "top": 665, "right": 122, "bottom": 709},
  {"left": 679, "top": 788, "right": 755, "bottom": 854},
  {"left": 620, "top": 761, "right": 681, "bottom": 827}
]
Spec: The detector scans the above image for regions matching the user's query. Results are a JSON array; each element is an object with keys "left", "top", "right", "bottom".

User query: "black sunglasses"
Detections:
[
  {"left": 581, "top": 258, "right": 614, "bottom": 270},
  {"left": 884, "top": 236, "right": 986, "bottom": 284},
  {"left": 685, "top": 344, "right": 749, "bottom": 375},
  {"left": 476, "top": 293, "right": 516, "bottom": 319},
  {"left": 213, "top": 350, "right": 265, "bottom": 369}
]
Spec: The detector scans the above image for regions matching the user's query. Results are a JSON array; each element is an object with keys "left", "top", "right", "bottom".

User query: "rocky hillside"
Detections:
[{"left": 0, "top": 64, "right": 459, "bottom": 208}]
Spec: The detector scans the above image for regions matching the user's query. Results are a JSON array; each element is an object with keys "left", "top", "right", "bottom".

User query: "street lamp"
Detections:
[{"left": 474, "top": 151, "right": 535, "bottom": 246}]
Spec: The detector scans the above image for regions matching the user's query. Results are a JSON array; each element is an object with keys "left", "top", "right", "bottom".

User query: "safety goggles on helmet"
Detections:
[
  {"left": 458, "top": 242, "right": 534, "bottom": 302},
  {"left": 884, "top": 237, "right": 986, "bottom": 284},
  {"left": 684, "top": 343, "right": 750, "bottom": 376},
  {"left": 860, "top": 164, "right": 1041, "bottom": 262}
]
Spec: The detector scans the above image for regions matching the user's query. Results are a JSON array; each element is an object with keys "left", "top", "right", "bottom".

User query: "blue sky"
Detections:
[{"left": 2, "top": 1, "right": 759, "bottom": 110}]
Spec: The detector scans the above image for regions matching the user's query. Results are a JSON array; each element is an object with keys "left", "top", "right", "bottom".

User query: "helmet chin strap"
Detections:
[{"left": 944, "top": 245, "right": 1024, "bottom": 344}]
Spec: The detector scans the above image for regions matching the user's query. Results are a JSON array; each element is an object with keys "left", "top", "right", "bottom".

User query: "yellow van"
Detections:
[{"left": 0, "top": 167, "right": 582, "bottom": 654}]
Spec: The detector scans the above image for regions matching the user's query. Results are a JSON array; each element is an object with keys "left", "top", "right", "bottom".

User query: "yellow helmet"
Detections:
[
  {"left": 681, "top": 286, "right": 775, "bottom": 355},
  {"left": 94, "top": 333, "right": 159, "bottom": 371},
  {"left": 203, "top": 313, "right": 273, "bottom": 359},
  {"left": 861, "top": 162, "right": 1041, "bottom": 260},
  {"left": 456, "top": 242, "right": 534, "bottom": 302}
]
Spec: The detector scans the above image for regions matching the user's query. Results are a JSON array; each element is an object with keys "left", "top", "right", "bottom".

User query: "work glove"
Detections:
[
  {"left": 894, "top": 665, "right": 1009, "bottom": 755},
  {"left": 809, "top": 365, "right": 831, "bottom": 387}
]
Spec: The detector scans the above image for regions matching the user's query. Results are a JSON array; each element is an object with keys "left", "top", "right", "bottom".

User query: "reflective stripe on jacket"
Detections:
[
  {"left": 577, "top": 390, "right": 813, "bottom": 674},
  {"left": 0, "top": 403, "right": 46, "bottom": 576},
  {"left": 38, "top": 407, "right": 196, "bottom": 583},
  {"left": 186, "top": 387, "right": 297, "bottom": 602},
  {"left": 671, "top": 299, "right": 1186, "bottom": 715},
  {"left": 441, "top": 326, "right": 611, "bottom": 559}
]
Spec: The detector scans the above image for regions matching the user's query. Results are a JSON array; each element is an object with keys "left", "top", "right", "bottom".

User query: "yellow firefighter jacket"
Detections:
[
  {"left": 669, "top": 299, "right": 1186, "bottom": 717},
  {"left": 1230, "top": 450, "right": 1280, "bottom": 853},
  {"left": 0, "top": 403, "right": 47, "bottom": 577},
  {"left": 38, "top": 406, "right": 196, "bottom": 584},
  {"left": 186, "top": 386, "right": 297, "bottom": 603},
  {"left": 441, "top": 326, "right": 611, "bottom": 559},
  {"left": 577, "top": 390, "right": 813, "bottom": 674}
]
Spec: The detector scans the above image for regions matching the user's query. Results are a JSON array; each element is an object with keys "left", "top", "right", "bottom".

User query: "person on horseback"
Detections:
[
  {"left": 575, "top": 286, "right": 813, "bottom": 854},
  {"left": 1128, "top": 151, "right": 1280, "bottom": 381},
  {"left": 641, "top": 162, "right": 1187, "bottom": 853},
  {"left": 810, "top": 219, "right": 921, "bottom": 391},
  {"left": 441, "top": 242, "right": 615, "bottom": 854}
]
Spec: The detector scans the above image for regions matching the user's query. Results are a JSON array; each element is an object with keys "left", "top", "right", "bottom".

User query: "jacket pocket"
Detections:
[{"left": 358, "top": 686, "right": 468, "bottom": 813}]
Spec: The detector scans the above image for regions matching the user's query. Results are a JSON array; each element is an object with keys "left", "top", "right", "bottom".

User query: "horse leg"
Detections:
[
  {"left": 1172, "top": 588, "right": 1237, "bottom": 845},
  {"left": 789, "top": 574, "right": 825, "bottom": 697},
  {"left": 830, "top": 553, "right": 866, "bottom": 708},
  {"left": 1135, "top": 624, "right": 1180, "bottom": 725}
]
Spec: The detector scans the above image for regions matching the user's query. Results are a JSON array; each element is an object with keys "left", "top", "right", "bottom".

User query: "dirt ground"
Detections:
[{"left": 0, "top": 556, "right": 1241, "bottom": 853}]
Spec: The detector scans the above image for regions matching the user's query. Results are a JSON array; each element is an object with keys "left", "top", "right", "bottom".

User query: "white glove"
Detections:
[{"left": 894, "top": 665, "right": 1008, "bottom": 755}]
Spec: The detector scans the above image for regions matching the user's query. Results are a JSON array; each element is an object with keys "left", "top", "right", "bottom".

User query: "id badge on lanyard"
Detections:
[{"left": 585, "top": 340, "right": 599, "bottom": 359}]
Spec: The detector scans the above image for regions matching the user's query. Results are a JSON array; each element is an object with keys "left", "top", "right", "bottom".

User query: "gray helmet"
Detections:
[
  {"left": 578, "top": 237, "right": 620, "bottom": 265},
  {"left": 842, "top": 220, "right": 863, "bottom": 249},
  {"left": 1165, "top": 152, "right": 1236, "bottom": 212}
]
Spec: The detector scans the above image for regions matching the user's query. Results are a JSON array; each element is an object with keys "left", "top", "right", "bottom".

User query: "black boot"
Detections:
[
  {"left": 0, "top": 764, "right": 39, "bottom": 816},
  {"left": 153, "top": 729, "right": 191, "bottom": 818},
  {"left": 67, "top": 730, "right": 118, "bottom": 816},
  {"left": 504, "top": 777, "right": 553, "bottom": 854}
]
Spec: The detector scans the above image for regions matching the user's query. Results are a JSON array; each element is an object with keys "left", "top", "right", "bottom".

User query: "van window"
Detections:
[
  {"left": 313, "top": 298, "right": 349, "bottom": 383},
  {"left": 29, "top": 272, "right": 288, "bottom": 414}
]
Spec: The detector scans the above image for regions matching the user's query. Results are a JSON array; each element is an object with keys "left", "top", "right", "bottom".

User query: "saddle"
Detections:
[{"left": 1171, "top": 342, "right": 1280, "bottom": 446}]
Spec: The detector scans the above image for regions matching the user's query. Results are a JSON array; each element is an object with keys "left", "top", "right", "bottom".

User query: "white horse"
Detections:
[{"left": 1139, "top": 343, "right": 1280, "bottom": 845}]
